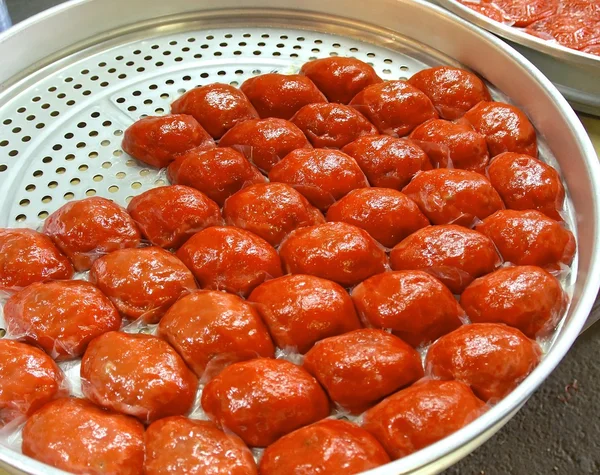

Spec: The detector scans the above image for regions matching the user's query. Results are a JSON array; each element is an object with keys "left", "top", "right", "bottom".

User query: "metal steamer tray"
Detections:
[
  {"left": 434, "top": 0, "right": 600, "bottom": 115},
  {"left": 0, "top": 0, "right": 599, "bottom": 474}
]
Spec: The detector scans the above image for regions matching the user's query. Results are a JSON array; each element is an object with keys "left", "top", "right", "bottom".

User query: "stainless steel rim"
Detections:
[{"left": 0, "top": 1, "right": 599, "bottom": 474}]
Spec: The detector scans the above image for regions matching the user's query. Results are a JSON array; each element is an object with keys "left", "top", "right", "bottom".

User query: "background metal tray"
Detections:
[{"left": 434, "top": 0, "right": 600, "bottom": 115}]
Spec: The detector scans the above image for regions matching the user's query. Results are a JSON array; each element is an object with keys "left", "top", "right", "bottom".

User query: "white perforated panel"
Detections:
[{"left": 0, "top": 27, "right": 443, "bottom": 229}]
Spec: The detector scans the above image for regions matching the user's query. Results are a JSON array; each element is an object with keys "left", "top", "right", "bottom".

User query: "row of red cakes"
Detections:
[
  {"left": 0, "top": 57, "right": 573, "bottom": 475},
  {"left": 458, "top": 0, "right": 600, "bottom": 55}
]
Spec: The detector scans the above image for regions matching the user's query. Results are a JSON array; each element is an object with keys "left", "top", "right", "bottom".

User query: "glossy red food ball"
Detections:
[
  {"left": 487, "top": 152, "right": 565, "bottom": 220},
  {"left": 81, "top": 331, "right": 197, "bottom": 423},
  {"left": 461, "top": 265, "right": 567, "bottom": 338},
  {"left": 218, "top": 117, "right": 312, "bottom": 172},
  {"left": 259, "top": 419, "right": 390, "bottom": 475},
  {"left": 176, "top": 226, "right": 283, "bottom": 297},
  {"left": 475, "top": 209, "right": 576, "bottom": 269},
  {"left": 390, "top": 225, "right": 502, "bottom": 294},
  {"left": 557, "top": 0, "right": 600, "bottom": 20},
  {"left": 409, "top": 119, "right": 490, "bottom": 173},
  {"left": 145, "top": 417, "right": 257, "bottom": 475},
  {"left": 43, "top": 197, "right": 140, "bottom": 272},
  {"left": 326, "top": 188, "right": 430, "bottom": 248},
  {"left": 223, "top": 182, "right": 325, "bottom": 247},
  {"left": 342, "top": 135, "right": 432, "bottom": 189},
  {"left": 0, "top": 340, "right": 66, "bottom": 426},
  {"left": 304, "top": 329, "right": 424, "bottom": 414},
  {"left": 90, "top": 247, "right": 197, "bottom": 323},
  {"left": 158, "top": 290, "right": 275, "bottom": 378},
  {"left": 201, "top": 358, "right": 330, "bottom": 447},
  {"left": 492, "top": 0, "right": 557, "bottom": 27},
  {"left": 463, "top": 101, "right": 538, "bottom": 157},
  {"left": 122, "top": 114, "right": 215, "bottom": 168},
  {"left": 127, "top": 185, "right": 223, "bottom": 249},
  {"left": 4, "top": 280, "right": 121, "bottom": 359},
  {"left": 349, "top": 80, "right": 438, "bottom": 136},
  {"left": 351, "top": 270, "right": 464, "bottom": 347},
  {"left": 248, "top": 274, "right": 361, "bottom": 354},
  {"left": 170, "top": 83, "right": 259, "bottom": 138},
  {"left": 300, "top": 56, "right": 383, "bottom": 104},
  {"left": 362, "top": 380, "right": 486, "bottom": 459},
  {"left": 402, "top": 168, "right": 504, "bottom": 227},
  {"left": 22, "top": 398, "right": 145, "bottom": 475},
  {"left": 279, "top": 222, "right": 388, "bottom": 287},
  {"left": 425, "top": 323, "right": 542, "bottom": 401},
  {"left": 269, "top": 148, "right": 369, "bottom": 211},
  {"left": 0, "top": 228, "right": 73, "bottom": 293},
  {"left": 168, "top": 147, "right": 265, "bottom": 206},
  {"left": 290, "top": 102, "right": 378, "bottom": 149},
  {"left": 240, "top": 73, "right": 327, "bottom": 120},
  {"left": 407, "top": 66, "right": 492, "bottom": 120}
]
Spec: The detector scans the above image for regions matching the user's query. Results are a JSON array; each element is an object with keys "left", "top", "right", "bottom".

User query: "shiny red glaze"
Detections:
[
  {"left": 326, "top": 188, "right": 430, "bottom": 248},
  {"left": 304, "top": 329, "right": 424, "bottom": 414},
  {"left": 4, "top": 281, "right": 121, "bottom": 360},
  {"left": 300, "top": 57, "right": 383, "bottom": 104},
  {"left": 268, "top": 148, "right": 369, "bottom": 211},
  {"left": 526, "top": 14, "right": 600, "bottom": 50},
  {"left": 259, "top": 419, "right": 390, "bottom": 475},
  {"left": 201, "top": 358, "right": 330, "bottom": 447},
  {"left": 223, "top": 182, "right": 325, "bottom": 247},
  {"left": 290, "top": 103, "right": 378, "bottom": 149},
  {"left": 458, "top": 1, "right": 507, "bottom": 22},
  {"left": 342, "top": 135, "right": 432, "bottom": 189},
  {"left": 22, "top": 398, "right": 144, "bottom": 475},
  {"left": 219, "top": 118, "right": 312, "bottom": 173},
  {"left": 81, "top": 331, "right": 197, "bottom": 423},
  {"left": 390, "top": 225, "right": 502, "bottom": 294},
  {"left": 0, "top": 228, "right": 73, "bottom": 292},
  {"left": 558, "top": 0, "right": 600, "bottom": 20},
  {"left": 90, "top": 247, "right": 197, "bottom": 323},
  {"left": 247, "top": 274, "right": 361, "bottom": 354},
  {"left": 43, "top": 197, "right": 141, "bottom": 271},
  {"left": 582, "top": 43, "right": 600, "bottom": 55},
  {"left": 122, "top": 114, "right": 215, "bottom": 168},
  {"left": 279, "top": 222, "right": 388, "bottom": 287},
  {"left": 461, "top": 265, "right": 567, "bottom": 338},
  {"left": 145, "top": 417, "right": 257, "bottom": 475},
  {"left": 349, "top": 80, "right": 438, "bottom": 136},
  {"left": 402, "top": 169, "right": 504, "bottom": 227},
  {"left": 176, "top": 226, "right": 283, "bottom": 297},
  {"left": 475, "top": 209, "right": 576, "bottom": 269},
  {"left": 407, "top": 66, "right": 492, "bottom": 120},
  {"left": 494, "top": 0, "right": 557, "bottom": 27},
  {"left": 487, "top": 152, "right": 565, "bottom": 220},
  {"left": 168, "top": 147, "right": 265, "bottom": 206},
  {"left": 409, "top": 119, "right": 490, "bottom": 173},
  {"left": 158, "top": 290, "right": 275, "bottom": 378},
  {"left": 127, "top": 185, "right": 223, "bottom": 249},
  {"left": 0, "top": 340, "right": 66, "bottom": 426},
  {"left": 425, "top": 323, "right": 542, "bottom": 401},
  {"left": 351, "top": 270, "right": 464, "bottom": 347},
  {"left": 463, "top": 101, "right": 538, "bottom": 157},
  {"left": 170, "top": 83, "right": 259, "bottom": 139},
  {"left": 240, "top": 74, "right": 327, "bottom": 120},
  {"left": 362, "top": 380, "right": 486, "bottom": 459}
]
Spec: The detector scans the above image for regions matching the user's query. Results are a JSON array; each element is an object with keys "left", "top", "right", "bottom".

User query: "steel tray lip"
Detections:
[
  {"left": 0, "top": 1, "right": 599, "bottom": 474},
  {"left": 435, "top": 0, "right": 600, "bottom": 68}
]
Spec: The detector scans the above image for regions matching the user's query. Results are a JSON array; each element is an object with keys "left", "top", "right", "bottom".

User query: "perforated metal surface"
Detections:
[{"left": 0, "top": 26, "right": 444, "bottom": 229}]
